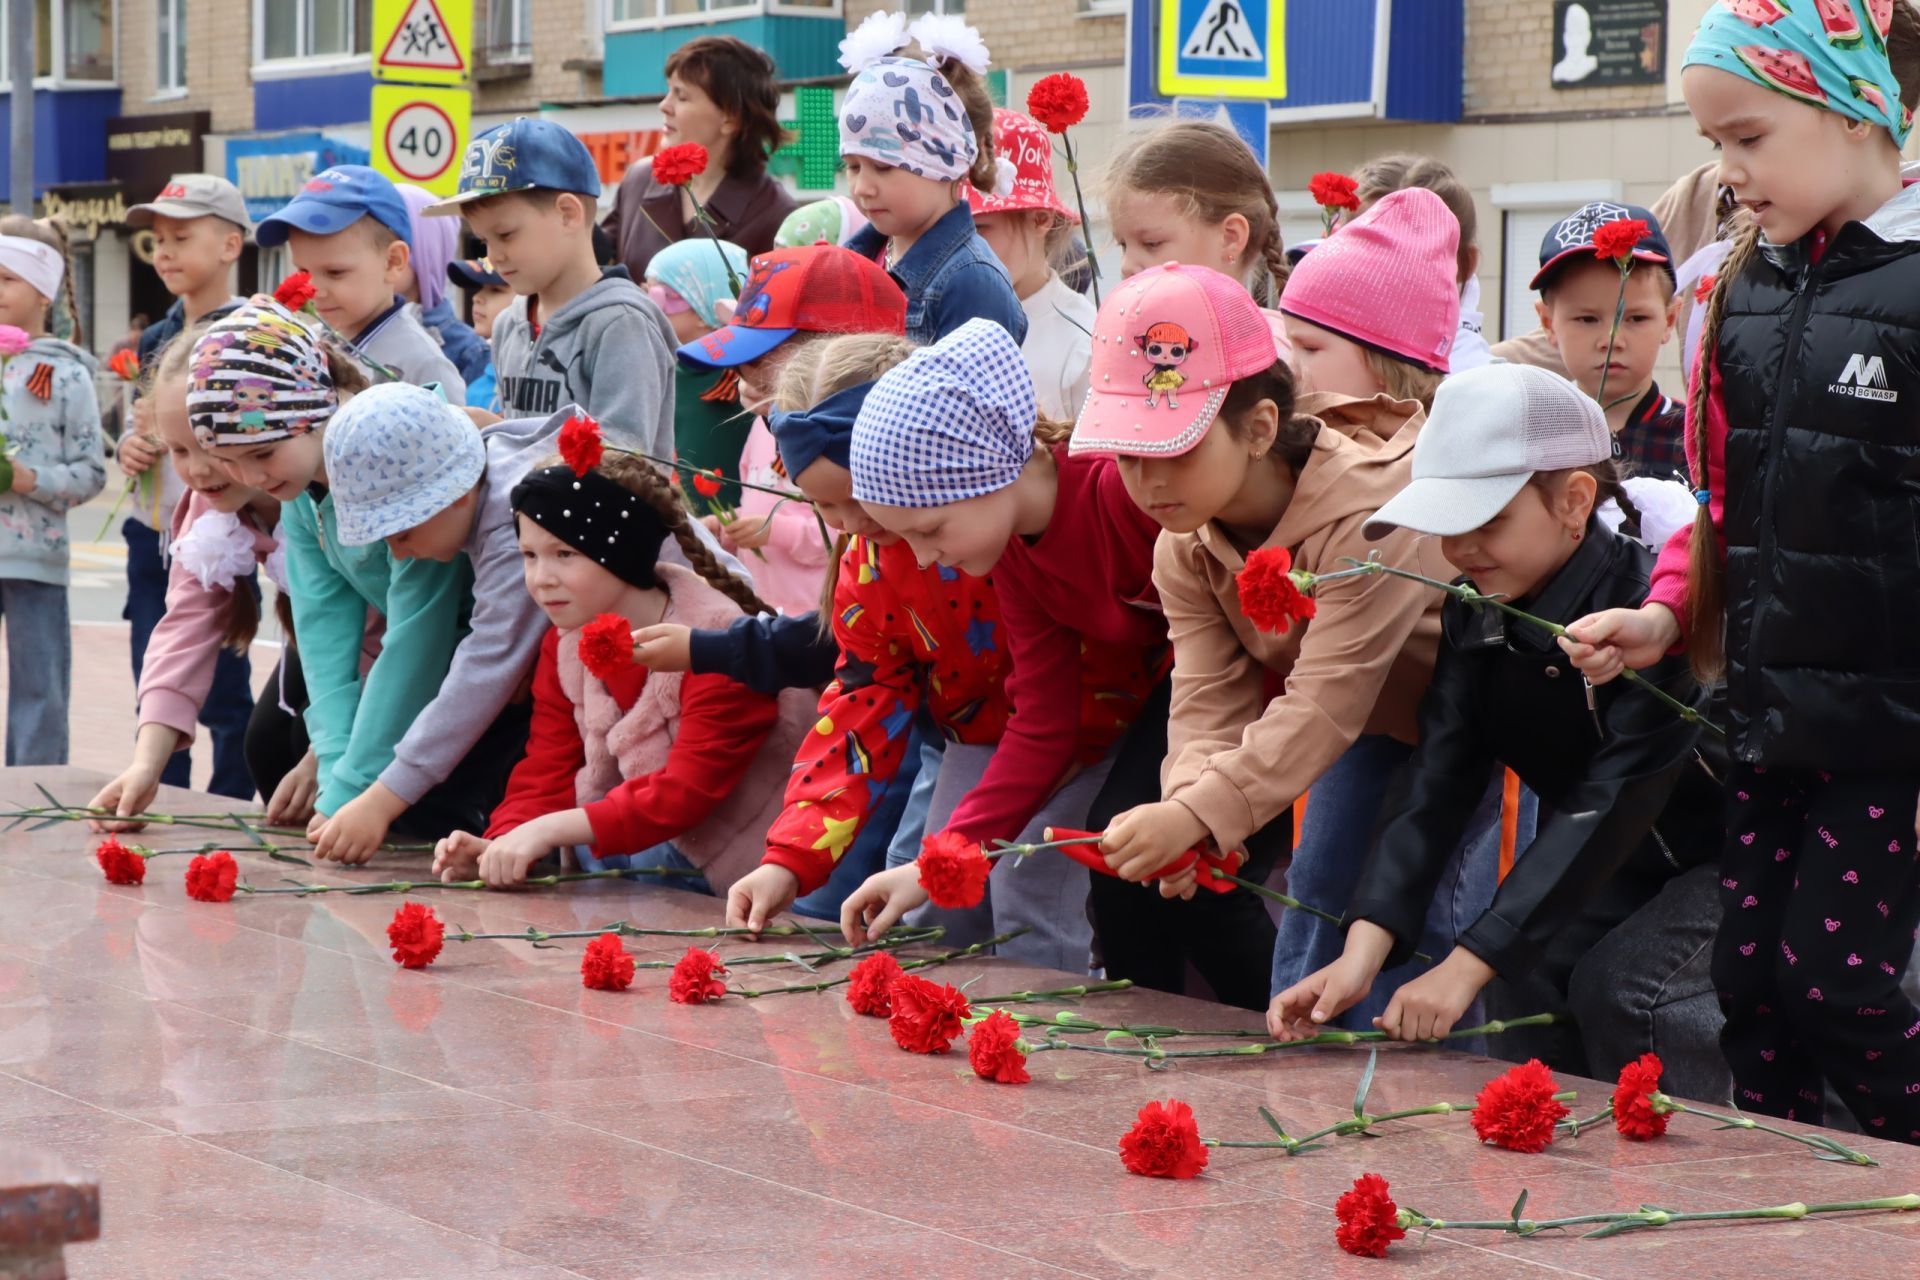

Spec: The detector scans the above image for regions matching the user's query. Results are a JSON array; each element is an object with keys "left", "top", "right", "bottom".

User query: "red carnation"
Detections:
[
  {"left": 387, "top": 902, "right": 445, "bottom": 970},
  {"left": 95, "top": 837, "right": 146, "bottom": 886},
  {"left": 966, "top": 1010, "right": 1031, "bottom": 1084},
  {"left": 184, "top": 851, "right": 240, "bottom": 904},
  {"left": 1612, "top": 1051, "right": 1673, "bottom": 1140},
  {"left": 916, "top": 830, "right": 992, "bottom": 910},
  {"left": 1236, "top": 546, "right": 1317, "bottom": 635},
  {"left": 558, "top": 412, "right": 604, "bottom": 476},
  {"left": 887, "top": 973, "right": 971, "bottom": 1054},
  {"left": 651, "top": 143, "right": 710, "bottom": 187},
  {"left": 1592, "top": 218, "right": 1650, "bottom": 264},
  {"left": 1335, "top": 1173, "right": 1409, "bottom": 1258},
  {"left": 1469, "top": 1058, "right": 1568, "bottom": 1153},
  {"left": 273, "top": 270, "right": 317, "bottom": 311},
  {"left": 1026, "top": 73, "right": 1090, "bottom": 134},
  {"left": 1308, "top": 171, "right": 1361, "bottom": 213},
  {"left": 1118, "top": 1099, "right": 1209, "bottom": 1179},
  {"left": 108, "top": 348, "right": 141, "bottom": 382},
  {"left": 1695, "top": 273, "right": 1717, "bottom": 303},
  {"left": 846, "top": 951, "right": 905, "bottom": 1017},
  {"left": 691, "top": 468, "right": 724, "bottom": 499},
  {"left": 668, "top": 946, "right": 728, "bottom": 1004},
  {"left": 581, "top": 932, "right": 637, "bottom": 991},
  {"left": 578, "top": 613, "right": 635, "bottom": 682}
]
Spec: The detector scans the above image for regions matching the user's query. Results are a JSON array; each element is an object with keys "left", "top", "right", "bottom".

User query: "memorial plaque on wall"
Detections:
[{"left": 1551, "top": 0, "right": 1666, "bottom": 89}]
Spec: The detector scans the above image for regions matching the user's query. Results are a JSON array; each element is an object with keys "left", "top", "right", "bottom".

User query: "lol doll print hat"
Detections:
[{"left": 1070, "top": 263, "right": 1280, "bottom": 458}]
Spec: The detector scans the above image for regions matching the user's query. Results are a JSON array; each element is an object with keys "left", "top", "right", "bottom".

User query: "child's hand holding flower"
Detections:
[{"left": 1100, "top": 801, "right": 1209, "bottom": 882}]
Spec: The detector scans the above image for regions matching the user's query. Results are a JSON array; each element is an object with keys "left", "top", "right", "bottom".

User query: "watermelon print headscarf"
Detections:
[{"left": 1686, "top": 0, "right": 1910, "bottom": 147}]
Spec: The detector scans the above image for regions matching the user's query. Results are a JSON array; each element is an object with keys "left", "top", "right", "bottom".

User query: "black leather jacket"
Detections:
[{"left": 1344, "top": 520, "right": 1724, "bottom": 977}]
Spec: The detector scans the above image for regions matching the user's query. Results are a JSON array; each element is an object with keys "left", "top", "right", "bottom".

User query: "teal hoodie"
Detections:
[{"left": 0, "top": 336, "right": 106, "bottom": 585}]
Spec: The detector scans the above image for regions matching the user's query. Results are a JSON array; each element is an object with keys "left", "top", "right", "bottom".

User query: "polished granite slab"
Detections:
[{"left": 4, "top": 766, "right": 1918, "bottom": 1279}]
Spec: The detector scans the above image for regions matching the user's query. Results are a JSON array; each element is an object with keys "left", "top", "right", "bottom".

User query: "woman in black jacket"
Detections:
[{"left": 1271, "top": 364, "right": 1729, "bottom": 1099}]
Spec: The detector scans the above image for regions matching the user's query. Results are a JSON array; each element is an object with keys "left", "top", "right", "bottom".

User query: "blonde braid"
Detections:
[{"left": 601, "top": 453, "right": 775, "bottom": 616}]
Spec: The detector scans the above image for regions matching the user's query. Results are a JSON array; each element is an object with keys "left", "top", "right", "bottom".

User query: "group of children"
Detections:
[{"left": 27, "top": 1, "right": 1915, "bottom": 1144}]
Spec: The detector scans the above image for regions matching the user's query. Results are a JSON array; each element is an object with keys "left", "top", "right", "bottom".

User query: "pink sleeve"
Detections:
[
  {"left": 1645, "top": 349, "right": 1726, "bottom": 641},
  {"left": 136, "top": 497, "right": 236, "bottom": 749}
]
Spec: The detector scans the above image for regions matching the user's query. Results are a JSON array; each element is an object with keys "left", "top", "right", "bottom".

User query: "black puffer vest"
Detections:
[{"left": 1717, "top": 209, "right": 1920, "bottom": 771}]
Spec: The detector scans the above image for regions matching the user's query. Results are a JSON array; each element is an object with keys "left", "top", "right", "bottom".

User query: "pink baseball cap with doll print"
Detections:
[
  {"left": 1070, "top": 263, "right": 1280, "bottom": 458},
  {"left": 967, "top": 108, "right": 1077, "bottom": 222}
]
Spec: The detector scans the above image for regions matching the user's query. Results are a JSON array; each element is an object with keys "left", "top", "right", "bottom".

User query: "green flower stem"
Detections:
[
  {"left": 94, "top": 475, "right": 138, "bottom": 541},
  {"left": 1594, "top": 259, "right": 1631, "bottom": 412},
  {"left": 969, "top": 1009, "right": 1272, "bottom": 1040},
  {"left": 237, "top": 867, "right": 707, "bottom": 896},
  {"left": 613, "top": 446, "right": 811, "bottom": 506},
  {"left": 1207, "top": 1103, "right": 1474, "bottom": 1155},
  {"left": 1558, "top": 1103, "right": 1615, "bottom": 1138},
  {"left": 7, "top": 803, "right": 312, "bottom": 837},
  {"left": 1399, "top": 1193, "right": 1920, "bottom": 1240},
  {"left": 1058, "top": 130, "right": 1100, "bottom": 307},
  {"left": 968, "top": 979, "right": 1132, "bottom": 1006},
  {"left": 684, "top": 191, "right": 746, "bottom": 297},
  {"left": 442, "top": 921, "right": 943, "bottom": 948},
  {"left": 728, "top": 929, "right": 1029, "bottom": 998},
  {"left": 1557, "top": 1093, "right": 1876, "bottom": 1164},
  {"left": 1034, "top": 1013, "right": 1558, "bottom": 1062}
]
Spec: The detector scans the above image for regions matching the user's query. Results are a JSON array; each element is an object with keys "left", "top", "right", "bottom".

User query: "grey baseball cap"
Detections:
[
  {"left": 1363, "top": 364, "right": 1612, "bottom": 540},
  {"left": 126, "top": 174, "right": 253, "bottom": 232}
]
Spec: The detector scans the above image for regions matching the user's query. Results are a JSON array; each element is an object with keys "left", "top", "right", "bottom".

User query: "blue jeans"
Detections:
[
  {"left": 123, "top": 519, "right": 257, "bottom": 799},
  {"left": 575, "top": 841, "right": 712, "bottom": 896},
  {"left": 884, "top": 736, "right": 945, "bottom": 871},
  {"left": 1270, "top": 734, "right": 1537, "bottom": 1031},
  {"left": 0, "top": 579, "right": 70, "bottom": 765},
  {"left": 793, "top": 726, "right": 925, "bottom": 921}
]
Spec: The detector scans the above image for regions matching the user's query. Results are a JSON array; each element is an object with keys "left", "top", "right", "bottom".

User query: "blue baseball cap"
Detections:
[
  {"left": 1531, "top": 202, "right": 1675, "bottom": 291},
  {"left": 424, "top": 117, "right": 601, "bottom": 215},
  {"left": 256, "top": 165, "right": 412, "bottom": 249}
]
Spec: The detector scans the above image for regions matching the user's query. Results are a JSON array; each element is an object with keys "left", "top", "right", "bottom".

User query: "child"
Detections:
[
  {"left": 970, "top": 107, "right": 1096, "bottom": 420},
  {"left": 0, "top": 217, "right": 106, "bottom": 765},
  {"left": 1351, "top": 154, "right": 1491, "bottom": 373},
  {"left": 836, "top": 11, "right": 1027, "bottom": 345},
  {"left": 775, "top": 196, "right": 869, "bottom": 250},
  {"left": 1075, "top": 264, "right": 1448, "bottom": 1012},
  {"left": 431, "top": 452, "right": 811, "bottom": 895},
  {"left": 1103, "top": 120, "right": 1289, "bottom": 305},
  {"left": 398, "top": 184, "right": 491, "bottom": 388},
  {"left": 674, "top": 244, "right": 908, "bottom": 615},
  {"left": 642, "top": 237, "right": 753, "bottom": 515},
  {"left": 119, "top": 174, "right": 255, "bottom": 799},
  {"left": 1275, "top": 364, "right": 1728, "bottom": 1098},
  {"left": 431, "top": 118, "right": 676, "bottom": 455},
  {"left": 836, "top": 319, "right": 1168, "bottom": 971},
  {"left": 255, "top": 165, "right": 466, "bottom": 403},
  {"left": 88, "top": 327, "right": 283, "bottom": 827},
  {"left": 1279, "top": 188, "right": 1458, "bottom": 411},
  {"left": 446, "top": 257, "right": 511, "bottom": 414},
  {"left": 1565, "top": 0, "right": 1920, "bottom": 1138}
]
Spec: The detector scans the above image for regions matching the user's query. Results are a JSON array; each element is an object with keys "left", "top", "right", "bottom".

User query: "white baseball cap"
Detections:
[{"left": 1363, "top": 363, "right": 1612, "bottom": 540}]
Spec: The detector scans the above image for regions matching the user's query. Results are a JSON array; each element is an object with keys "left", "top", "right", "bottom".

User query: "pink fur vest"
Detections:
[{"left": 553, "top": 563, "right": 811, "bottom": 896}]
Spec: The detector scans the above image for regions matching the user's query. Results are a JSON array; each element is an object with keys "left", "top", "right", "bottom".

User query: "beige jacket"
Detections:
[{"left": 1156, "top": 393, "right": 1453, "bottom": 852}]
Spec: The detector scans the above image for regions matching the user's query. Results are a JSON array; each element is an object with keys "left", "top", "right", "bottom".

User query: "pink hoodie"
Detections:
[
  {"left": 1644, "top": 352, "right": 1726, "bottom": 638},
  {"left": 734, "top": 414, "right": 833, "bottom": 616}
]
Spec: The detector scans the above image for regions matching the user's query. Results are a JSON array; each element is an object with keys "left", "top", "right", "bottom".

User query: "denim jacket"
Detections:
[{"left": 849, "top": 202, "right": 1027, "bottom": 346}]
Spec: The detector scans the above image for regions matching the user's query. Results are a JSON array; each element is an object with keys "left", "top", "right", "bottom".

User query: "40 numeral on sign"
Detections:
[{"left": 371, "top": 83, "right": 472, "bottom": 196}]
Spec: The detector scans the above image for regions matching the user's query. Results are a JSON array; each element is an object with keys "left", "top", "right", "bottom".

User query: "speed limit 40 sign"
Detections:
[{"left": 372, "top": 83, "right": 471, "bottom": 196}]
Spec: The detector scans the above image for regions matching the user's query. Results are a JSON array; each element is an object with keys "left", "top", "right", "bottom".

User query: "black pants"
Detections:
[
  {"left": 246, "top": 646, "right": 532, "bottom": 841},
  {"left": 1711, "top": 764, "right": 1920, "bottom": 1140},
  {"left": 1084, "top": 678, "right": 1282, "bottom": 1011}
]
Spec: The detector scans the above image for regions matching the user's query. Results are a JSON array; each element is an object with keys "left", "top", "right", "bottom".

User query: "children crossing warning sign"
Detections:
[
  {"left": 1158, "top": 0, "right": 1287, "bottom": 99},
  {"left": 373, "top": 0, "right": 472, "bottom": 86}
]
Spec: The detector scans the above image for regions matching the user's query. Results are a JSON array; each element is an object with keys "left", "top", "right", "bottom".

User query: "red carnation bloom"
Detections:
[
  {"left": 845, "top": 951, "right": 905, "bottom": 1017},
  {"left": 691, "top": 468, "right": 724, "bottom": 499},
  {"left": 887, "top": 973, "right": 971, "bottom": 1054},
  {"left": 558, "top": 413, "right": 604, "bottom": 476},
  {"left": 273, "top": 270, "right": 317, "bottom": 311},
  {"left": 108, "top": 348, "right": 141, "bottom": 381},
  {"left": 1592, "top": 218, "right": 1650, "bottom": 263},
  {"left": 966, "top": 1010, "right": 1031, "bottom": 1084},
  {"left": 387, "top": 902, "right": 445, "bottom": 970},
  {"left": 95, "top": 837, "right": 147, "bottom": 886},
  {"left": 1118, "top": 1099, "right": 1209, "bottom": 1179},
  {"left": 651, "top": 143, "right": 710, "bottom": 187},
  {"left": 1695, "top": 272, "right": 1717, "bottom": 303},
  {"left": 1612, "top": 1051, "right": 1672, "bottom": 1140},
  {"left": 184, "top": 851, "right": 240, "bottom": 904},
  {"left": 1469, "top": 1058, "right": 1568, "bottom": 1153},
  {"left": 1236, "top": 546, "right": 1317, "bottom": 635},
  {"left": 1335, "top": 1173, "right": 1409, "bottom": 1258},
  {"left": 581, "top": 932, "right": 637, "bottom": 991},
  {"left": 1026, "top": 73, "right": 1090, "bottom": 134},
  {"left": 916, "top": 830, "right": 992, "bottom": 910},
  {"left": 578, "top": 613, "right": 635, "bottom": 682},
  {"left": 668, "top": 946, "right": 728, "bottom": 1004},
  {"left": 1308, "top": 172, "right": 1361, "bottom": 213}
]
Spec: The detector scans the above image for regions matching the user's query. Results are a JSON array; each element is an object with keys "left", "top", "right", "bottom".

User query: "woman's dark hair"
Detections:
[
  {"left": 664, "top": 36, "right": 790, "bottom": 179},
  {"left": 1219, "top": 359, "right": 1317, "bottom": 471}
]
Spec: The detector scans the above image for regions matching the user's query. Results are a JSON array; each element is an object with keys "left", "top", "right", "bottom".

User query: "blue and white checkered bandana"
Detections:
[{"left": 850, "top": 318, "right": 1035, "bottom": 509}]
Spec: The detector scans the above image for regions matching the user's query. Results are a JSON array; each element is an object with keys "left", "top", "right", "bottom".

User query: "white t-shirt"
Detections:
[
  {"left": 1020, "top": 273, "right": 1097, "bottom": 421},
  {"left": 1450, "top": 275, "right": 1492, "bottom": 373}
]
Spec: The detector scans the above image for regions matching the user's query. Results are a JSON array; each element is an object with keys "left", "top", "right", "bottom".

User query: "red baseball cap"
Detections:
[{"left": 676, "top": 245, "right": 907, "bottom": 369}]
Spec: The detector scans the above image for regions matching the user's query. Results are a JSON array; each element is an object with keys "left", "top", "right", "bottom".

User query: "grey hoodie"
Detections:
[
  {"left": 380, "top": 404, "right": 757, "bottom": 805},
  {"left": 0, "top": 337, "right": 106, "bottom": 586},
  {"left": 353, "top": 298, "right": 467, "bottom": 406},
  {"left": 491, "top": 269, "right": 676, "bottom": 458}
]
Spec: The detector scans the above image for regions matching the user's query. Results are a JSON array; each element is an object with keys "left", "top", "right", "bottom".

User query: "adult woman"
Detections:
[{"left": 605, "top": 37, "right": 797, "bottom": 281}]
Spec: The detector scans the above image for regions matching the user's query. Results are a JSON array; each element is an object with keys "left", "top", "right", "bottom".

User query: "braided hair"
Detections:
[{"left": 595, "top": 451, "right": 774, "bottom": 616}]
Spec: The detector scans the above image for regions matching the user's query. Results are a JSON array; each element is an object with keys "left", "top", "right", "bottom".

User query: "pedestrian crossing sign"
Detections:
[{"left": 1159, "top": 0, "right": 1286, "bottom": 99}]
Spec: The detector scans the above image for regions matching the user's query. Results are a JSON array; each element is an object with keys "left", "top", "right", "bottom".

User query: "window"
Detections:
[
  {"left": 157, "top": 0, "right": 186, "bottom": 92},
  {"left": 0, "top": 0, "right": 114, "bottom": 83},
  {"left": 1075, "top": 0, "right": 1124, "bottom": 14},
  {"left": 484, "top": 0, "right": 530, "bottom": 61},
  {"left": 259, "top": 0, "right": 373, "bottom": 63},
  {"left": 905, "top": 0, "right": 962, "bottom": 13},
  {"left": 608, "top": 0, "right": 760, "bottom": 27}
]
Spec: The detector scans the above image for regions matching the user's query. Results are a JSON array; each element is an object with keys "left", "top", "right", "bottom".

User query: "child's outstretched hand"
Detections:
[
  {"left": 1372, "top": 948, "right": 1495, "bottom": 1043},
  {"left": 87, "top": 764, "right": 162, "bottom": 833},
  {"left": 433, "top": 830, "right": 488, "bottom": 881},
  {"left": 1100, "top": 801, "right": 1208, "bottom": 882},
  {"left": 840, "top": 863, "right": 929, "bottom": 946},
  {"left": 1558, "top": 604, "right": 1681, "bottom": 686},
  {"left": 265, "top": 750, "right": 320, "bottom": 827},
  {"left": 631, "top": 623, "right": 693, "bottom": 672},
  {"left": 726, "top": 864, "right": 801, "bottom": 936},
  {"left": 475, "top": 823, "right": 558, "bottom": 889},
  {"left": 311, "top": 784, "right": 404, "bottom": 865},
  {"left": 1267, "top": 921, "right": 1396, "bottom": 1039}
]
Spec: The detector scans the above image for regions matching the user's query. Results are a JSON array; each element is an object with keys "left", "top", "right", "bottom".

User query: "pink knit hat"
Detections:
[
  {"left": 1279, "top": 187, "right": 1461, "bottom": 374},
  {"left": 1071, "top": 263, "right": 1279, "bottom": 458}
]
